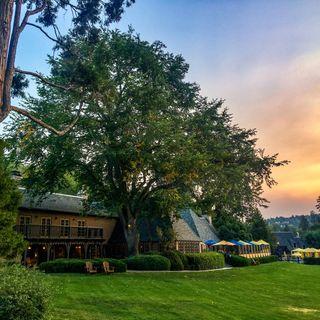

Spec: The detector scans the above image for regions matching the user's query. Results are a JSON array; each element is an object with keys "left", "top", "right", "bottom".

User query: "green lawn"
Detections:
[{"left": 49, "top": 263, "right": 320, "bottom": 320}]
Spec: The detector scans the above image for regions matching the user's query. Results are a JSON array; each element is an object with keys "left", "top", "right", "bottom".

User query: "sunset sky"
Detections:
[{"left": 3, "top": 0, "right": 320, "bottom": 217}]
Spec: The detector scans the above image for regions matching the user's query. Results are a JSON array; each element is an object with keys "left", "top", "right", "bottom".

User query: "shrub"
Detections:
[
  {"left": 257, "top": 255, "right": 278, "bottom": 264},
  {"left": 39, "top": 258, "right": 86, "bottom": 273},
  {"left": 0, "top": 265, "right": 52, "bottom": 320},
  {"left": 304, "top": 257, "right": 320, "bottom": 265},
  {"left": 144, "top": 251, "right": 161, "bottom": 255},
  {"left": 225, "top": 254, "right": 251, "bottom": 267},
  {"left": 126, "top": 254, "right": 171, "bottom": 270},
  {"left": 93, "top": 258, "right": 127, "bottom": 273},
  {"left": 161, "top": 251, "right": 184, "bottom": 271},
  {"left": 174, "top": 250, "right": 189, "bottom": 268},
  {"left": 185, "top": 252, "right": 225, "bottom": 270}
]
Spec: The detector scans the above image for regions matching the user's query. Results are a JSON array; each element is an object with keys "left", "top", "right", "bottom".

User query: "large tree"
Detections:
[
  {"left": 0, "top": 0, "right": 134, "bottom": 134},
  {"left": 7, "top": 31, "right": 286, "bottom": 255},
  {"left": 0, "top": 140, "right": 25, "bottom": 259}
]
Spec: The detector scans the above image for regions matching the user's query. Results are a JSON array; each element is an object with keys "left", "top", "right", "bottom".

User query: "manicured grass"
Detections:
[{"left": 49, "top": 263, "right": 320, "bottom": 320}]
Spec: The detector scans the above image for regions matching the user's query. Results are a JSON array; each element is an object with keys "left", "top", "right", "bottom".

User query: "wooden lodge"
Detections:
[{"left": 16, "top": 191, "right": 220, "bottom": 265}]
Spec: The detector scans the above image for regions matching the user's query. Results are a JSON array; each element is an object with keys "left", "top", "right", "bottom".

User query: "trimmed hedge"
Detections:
[
  {"left": 174, "top": 250, "right": 189, "bottom": 269},
  {"left": 225, "top": 254, "right": 251, "bottom": 267},
  {"left": 257, "top": 255, "right": 278, "bottom": 264},
  {"left": 304, "top": 257, "right": 320, "bottom": 265},
  {"left": 126, "top": 255, "right": 171, "bottom": 271},
  {"left": 93, "top": 258, "right": 127, "bottom": 273},
  {"left": 185, "top": 252, "right": 225, "bottom": 270},
  {"left": 39, "top": 259, "right": 86, "bottom": 273},
  {"left": 161, "top": 251, "right": 184, "bottom": 271},
  {"left": 39, "top": 258, "right": 126, "bottom": 273}
]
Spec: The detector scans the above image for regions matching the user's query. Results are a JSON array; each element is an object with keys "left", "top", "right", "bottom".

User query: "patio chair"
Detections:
[
  {"left": 102, "top": 261, "right": 115, "bottom": 274},
  {"left": 85, "top": 261, "right": 98, "bottom": 274}
]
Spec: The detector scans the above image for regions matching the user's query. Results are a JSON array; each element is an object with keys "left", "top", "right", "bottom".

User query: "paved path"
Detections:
[{"left": 127, "top": 267, "right": 232, "bottom": 273}]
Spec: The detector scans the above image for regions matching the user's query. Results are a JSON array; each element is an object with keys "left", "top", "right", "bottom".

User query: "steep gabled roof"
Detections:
[
  {"left": 272, "top": 231, "right": 306, "bottom": 250},
  {"left": 173, "top": 219, "right": 202, "bottom": 242},
  {"left": 180, "top": 209, "right": 219, "bottom": 242}
]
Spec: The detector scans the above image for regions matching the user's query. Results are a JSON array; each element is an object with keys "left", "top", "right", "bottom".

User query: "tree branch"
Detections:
[
  {"left": 26, "top": 22, "right": 63, "bottom": 45},
  {"left": 15, "top": 68, "right": 74, "bottom": 91},
  {"left": 11, "top": 102, "right": 83, "bottom": 136},
  {"left": 19, "top": 1, "right": 47, "bottom": 32}
]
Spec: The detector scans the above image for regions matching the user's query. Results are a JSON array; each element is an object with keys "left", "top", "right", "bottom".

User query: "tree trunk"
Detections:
[
  {"left": 118, "top": 206, "right": 140, "bottom": 256},
  {"left": 0, "top": 0, "right": 14, "bottom": 121},
  {"left": 126, "top": 219, "right": 140, "bottom": 256}
]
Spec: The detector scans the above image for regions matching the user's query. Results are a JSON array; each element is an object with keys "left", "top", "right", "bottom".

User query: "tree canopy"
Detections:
[
  {"left": 6, "top": 30, "right": 286, "bottom": 255},
  {"left": 0, "top": 0, "right": 134, "bottom": 133}
]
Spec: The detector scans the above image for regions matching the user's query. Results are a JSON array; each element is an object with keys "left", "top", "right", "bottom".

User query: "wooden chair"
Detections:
[
  {"left": 103, "top": 261, "right": 115, "bottom": 274},
  {"left": 85, "top": 261, "right": 97, "bottom": 274}
]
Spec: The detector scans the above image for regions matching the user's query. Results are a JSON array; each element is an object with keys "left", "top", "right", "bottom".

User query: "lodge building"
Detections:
[{"left": 17, "top": 190, "right": 217, "bottom": 266}]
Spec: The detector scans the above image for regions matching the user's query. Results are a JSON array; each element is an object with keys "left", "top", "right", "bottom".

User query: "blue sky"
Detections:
[{"left": 5, "top": 0, "right": 320, "bottom": 217}]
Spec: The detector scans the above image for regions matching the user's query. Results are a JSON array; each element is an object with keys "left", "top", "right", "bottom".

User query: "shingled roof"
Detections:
[
  {"left": 19, "top": 188, "right": 114, "bottom": 217},
  {"left": 180, "top": 209, "right": 219, "bottom": 242},
  {"left": 272, "top": 231, "right": 306, "bottom": 251},
  {"left": 172, "top": 218, "right": 202, "bottom": 242}
]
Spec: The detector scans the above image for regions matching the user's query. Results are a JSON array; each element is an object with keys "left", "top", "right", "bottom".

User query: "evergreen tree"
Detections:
[
  {"left": 299, "top": 215, "right": 309, "bottom": 232},
  {"left": 247, "top": 210, "right": 273, "bottom": 242},
  {"left": 0, "top": 141, "right": 25, "bottom": 259}
]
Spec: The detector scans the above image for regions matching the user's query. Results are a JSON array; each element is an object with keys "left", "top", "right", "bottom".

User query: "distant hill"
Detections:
[{"left": 267, "top": 211, "right": 320, "bottom": 232}]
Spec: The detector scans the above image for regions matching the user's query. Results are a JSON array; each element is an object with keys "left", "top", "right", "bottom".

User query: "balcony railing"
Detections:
[{"left": 16, "top": 225, "right": 104, "bottom": 240}]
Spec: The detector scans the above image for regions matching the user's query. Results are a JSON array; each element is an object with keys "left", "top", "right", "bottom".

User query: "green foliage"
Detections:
[
  {"left": 225, "top": 254, "right": 252, "bottom": 267},
  {"left": 161, "top": 251, "right": 184, "bottom": 271},
  {"left": 0, "top": 265, "right": 52, "bottom": 320},
  {"left": 7, "top": 30, "right": 286, "bottom": 255},
  {"left": 304, "top": 257, "right": 320, "bottom": 265},
  {"left": 174, "top": 250, "right": 189, "bottom": 268},
  {"left": 247, "top": 210, "right": 274, "bottom": 244},
  {"left": 214, "top": 212, "right": 251, "bottom": 241},
  {"left": 125, "top": 255, "right": 171, "bottom": 271},
  {"left": 0, "top": 140, "right": 26, "bottom": 259},
  {"left": 39, "top": 258, "right": 87, "bottom": 273},
  {"left": 93, "top": 258, "right": 127, "bottom": 273},
  {"left": 304, "top": 230, "right": 320, "bottom": 248},
  {"left": 185, "top": 252, "right": 225, "bottom": 270},
  {"left": 299, "top": 215, "right": 310, "bottom": 232},
  {"left": 256, "top": 255, "right": 278, "bottom": 264}
]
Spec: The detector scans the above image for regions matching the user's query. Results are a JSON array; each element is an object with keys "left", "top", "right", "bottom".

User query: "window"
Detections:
[
  {"left": 19, "top": 216, "right": 31, "bottom": 235},
  {"left": 41, "top": 217, "right": 51, "bottom": 237},
  {"left": 20, "top": 216, "right": 31, "bottom": 225},
  {"left": 77, "top": 220, "right": 86, "bottom": 237},
  {"left": 60, "top": 219, "right": 70, "bottom": 237}
]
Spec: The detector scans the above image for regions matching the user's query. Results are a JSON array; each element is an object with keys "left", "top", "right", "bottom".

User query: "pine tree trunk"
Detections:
[{"left": 0, "top": 0, "right": 14, "bottom": 122}]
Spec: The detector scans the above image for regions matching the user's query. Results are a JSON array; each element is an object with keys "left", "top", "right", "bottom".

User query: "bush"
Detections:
[
  {"left": 257, "top": 255, "right": 278, "bottom": 264},
  {"left": 0, "top": 265, "right": 52, "bottom": 320},
  {"left": 225, "top": 254, "right": 251, "bottom": 267},
  {"left": 161, "top": 251, "right": 184, "bottom": 271},
  {"left": 185, "top": 252, "right": 225, "bottom": 270},
  {"left": 39, "top": 258, "right": 86, "bottom": 273},
  {"left": 126, "top": 254, "right": 171, "bottom": 270},
  {"left": 93, "top": 258, "right": 127, "bottom": 273},
  {"left": 304, "top": 257, "right": 320, "bottom": 265},
  {"left": 174, "top": 250, "right": 189, "bottom": 268}
]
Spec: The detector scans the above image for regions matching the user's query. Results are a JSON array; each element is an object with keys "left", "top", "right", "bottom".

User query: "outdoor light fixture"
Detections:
[
  {"left": 28, "top": 246, "right": 31, "bottom": 250},
  {"left": 43, "top": 246, "right": 46, "bottom": 250}
]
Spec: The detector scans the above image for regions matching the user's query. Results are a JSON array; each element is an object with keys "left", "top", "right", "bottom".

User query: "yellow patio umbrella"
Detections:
[
  {"left": 304, "top": 248, "right": 318, "bottom": 253},
  {"left": 213, "top": 240, "right": 235, "bottom": 246},
  {"left": 250, "top": 240, "right": 261, "bottom": 245},
  {"left": 292, "top": 248, "right": 304, "bottom": 252},
  {"left": 257, "top": 240, "right": 269, "bottom": 245},
  {"left": 291, "top": 252, "right": 302, "bottom": 257}
]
